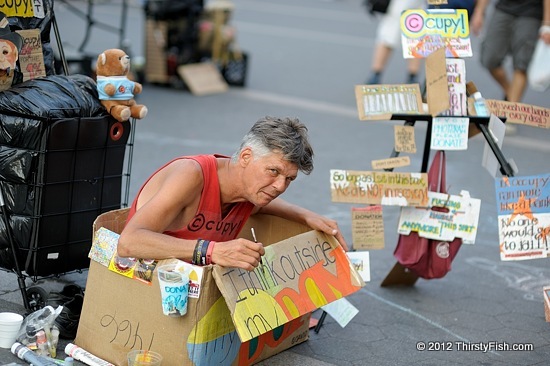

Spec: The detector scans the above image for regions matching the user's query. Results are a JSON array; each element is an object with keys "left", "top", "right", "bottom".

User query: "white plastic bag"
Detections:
[{"left": 527, "top": 39, "right": 550, "bottom": 92}]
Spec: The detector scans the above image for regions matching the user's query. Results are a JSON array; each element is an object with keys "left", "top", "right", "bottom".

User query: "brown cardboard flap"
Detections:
[{"left": 212, "top": 229, "right": 365, "bottom": 342}]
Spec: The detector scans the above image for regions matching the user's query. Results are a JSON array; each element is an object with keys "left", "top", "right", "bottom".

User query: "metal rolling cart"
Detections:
[{"left": 0, "top": 1, "right": 136, "bottom": 313}]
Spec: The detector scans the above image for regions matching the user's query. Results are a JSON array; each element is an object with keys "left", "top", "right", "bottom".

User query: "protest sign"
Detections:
[
  {"left": 351, "top": 205, "right": 384, "bottom": 250},
  {"left": 213, "top": 230, "right": 365, "bottom": 342},
  {"left": 401, "top": 8, "right": 472, "bottom": 58},
  {"left": 430, "top": 117, "right": 469, "bottom": 150},
  {"left": 394, "top": 125, "right": 416, "bottom": 153},
  {"left": 398, "top": 190, "right": 481, "bottom": 244},
  {"left": 495, "top": 174, "right": 550, "bottom": 260},
  {"left": 371, "top": 156, "right": 411, "bottom": 170},
  {"left": 330, "top": 170, "right": 428, "bottom": 207},
  {"left": 485, "top": 100, "right": 550, "bottom": 129},
  {"left": 355, "top": 84, "right": 423, "bottom": 121}
]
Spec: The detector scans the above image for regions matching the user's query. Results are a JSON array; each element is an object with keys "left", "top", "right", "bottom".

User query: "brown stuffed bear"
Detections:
[{"left": 96, "top": 49, "right": 147, "bottom": 122}]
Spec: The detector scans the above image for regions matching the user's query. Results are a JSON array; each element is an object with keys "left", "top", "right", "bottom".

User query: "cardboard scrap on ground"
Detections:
[{"left": 178, "top": 62, "right": 228, "bottom": 96}]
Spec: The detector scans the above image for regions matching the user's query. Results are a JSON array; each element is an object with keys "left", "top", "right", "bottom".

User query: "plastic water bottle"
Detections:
[{"left": 466, "top": 81, "right": 490, "bottom": 117}]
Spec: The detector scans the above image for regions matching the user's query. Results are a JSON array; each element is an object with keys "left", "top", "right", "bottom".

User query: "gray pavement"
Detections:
[{"left": 2, "top": 0, "right": 550, "bottom": 365}]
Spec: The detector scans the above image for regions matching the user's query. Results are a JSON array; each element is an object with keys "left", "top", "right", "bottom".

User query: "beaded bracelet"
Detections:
[
  {"left": 192, "top": 239, "right": 210, "bottom": 266},
  {"left": 206, "top": 241, "right": 216, "bottom": 265}
]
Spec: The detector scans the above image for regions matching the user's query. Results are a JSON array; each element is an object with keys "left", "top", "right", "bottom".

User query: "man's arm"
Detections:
[
  {"left": 256, "top": 198, "right": 349, "bottom": 251},
  {"left": 118, "top": 160, "right": 264, "bottom": 270}
]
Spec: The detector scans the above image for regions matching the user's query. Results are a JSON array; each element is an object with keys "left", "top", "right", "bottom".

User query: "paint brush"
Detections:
[{"left": 251, "top": 227, "right": 264, "bottom": 271}]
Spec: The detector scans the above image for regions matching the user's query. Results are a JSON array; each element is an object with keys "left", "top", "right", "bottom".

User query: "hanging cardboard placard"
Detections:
[
  {"left": 495, "top": 174, "right": 550, "bottom": 261},
  {"left": 485, "top": 99, "right": 550, "bottom": 129},
  {"left": 351, "top": 205, "right": 384, "bottom": 250},
  {"left": 397, "top": 190, "right": 481, "bottom": 244},
  {"left": 401, "top": 8, "right": 472, "bottom": 59},
  {"left": 371, "top": 156, "right": 411, "bottom": 170},
  {"left": 430, "top": 117, "right": 469, "bottom": 150},
  {"left": 425, "top": 47, "right": 450, "bottom": 116},
  {"left": 330, "top": 169, "right": 429, "bottom": 207},
  {"left": 355, "top": 84, "right": 423, "bottom": 121},
  {"left": 394, "top": 125, "right": 416, "bottom": 153}
]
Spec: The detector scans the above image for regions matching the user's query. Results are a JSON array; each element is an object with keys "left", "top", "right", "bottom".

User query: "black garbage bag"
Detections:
[
  {"left": 0, "top": 74, "right": 104, "bottom": 120},
  {"left": 0, "top": 74, "right": 126, "bottom": 276}
]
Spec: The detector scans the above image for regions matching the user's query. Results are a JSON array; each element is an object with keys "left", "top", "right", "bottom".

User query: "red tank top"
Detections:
[{"left": 126, "top": 155, "right": 254, "bottom": 241}]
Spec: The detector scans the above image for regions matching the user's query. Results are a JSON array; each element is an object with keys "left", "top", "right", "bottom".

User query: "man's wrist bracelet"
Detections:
[
  {"left": 540, "top": 25, "right": 550, "bottom": 35},
  {"left": 192, "top": 239, "right": 210, "bottom": 266}
]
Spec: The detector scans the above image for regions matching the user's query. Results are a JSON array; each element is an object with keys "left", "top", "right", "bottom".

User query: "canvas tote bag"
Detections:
[{"left": 393, "top": 150, "right": 462, "bottom": 279}]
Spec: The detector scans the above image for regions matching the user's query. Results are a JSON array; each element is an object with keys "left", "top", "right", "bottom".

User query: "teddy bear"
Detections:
[{"left": 96, "top": 49, "right": 147, "bottom": 122}]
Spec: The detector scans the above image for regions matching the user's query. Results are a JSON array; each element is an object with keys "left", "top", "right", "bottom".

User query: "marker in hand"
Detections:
[{"left": 251, "top": 227, "right": 264, "bottom": 271}]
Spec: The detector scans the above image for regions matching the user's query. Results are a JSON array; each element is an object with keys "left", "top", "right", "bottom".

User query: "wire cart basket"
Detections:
[{"left": 0, "top": 1, "right": 136, "bottom": 313}]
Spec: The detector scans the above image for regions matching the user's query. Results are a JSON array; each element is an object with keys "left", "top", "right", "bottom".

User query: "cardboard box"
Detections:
[{"left": 75, "top": 209, "right": 365, "bottom": 365}]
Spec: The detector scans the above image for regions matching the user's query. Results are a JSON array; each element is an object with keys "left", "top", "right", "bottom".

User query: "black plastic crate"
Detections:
[{"left": 0, "top": 115, "right": 132, "bottom": 277}]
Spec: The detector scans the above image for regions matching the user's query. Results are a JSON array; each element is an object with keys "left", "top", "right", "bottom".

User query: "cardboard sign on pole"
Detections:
[
  {"left": 371, "top": 156, "right": 411, "bottom": 170},
  {"left": 354, "top": 84, "right": 423, "bottom": 121},
  {"left": 495, "top": 174, "right": 550, "bottom": 261},
  {"left": 394, "top": 125, "right": 416, "bottom": 153},
  {"left": 351, "top": 205, "right": 384, "bottom": 250},
  {"left": 425, "top": 47, "right": 450, "bottom": 116},
  {"left": 485, "top": 99, "right": 550, "bottom": 129},
  {"left": 330, "top": 169, "right": 429, "bottom": 207}
]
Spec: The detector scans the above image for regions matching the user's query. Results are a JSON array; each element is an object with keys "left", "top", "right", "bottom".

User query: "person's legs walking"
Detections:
[{"left": 480, "top": 9, "right": 513, "bottom": 98}]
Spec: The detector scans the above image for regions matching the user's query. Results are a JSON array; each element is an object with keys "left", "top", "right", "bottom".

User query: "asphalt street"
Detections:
[{"left": 1, "top": 0, "right": 550, "bottom": 365}]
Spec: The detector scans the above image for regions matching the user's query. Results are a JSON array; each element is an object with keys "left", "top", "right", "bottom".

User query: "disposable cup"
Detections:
[
  {"left": 157, "top": 263, "right": 189, "bottom": 317},
  {"left": 0, "top": 312, "right": 23, "bottom": 349},
  {"left": 127, "top": 350, "right": 162, "bottom": 366}
]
